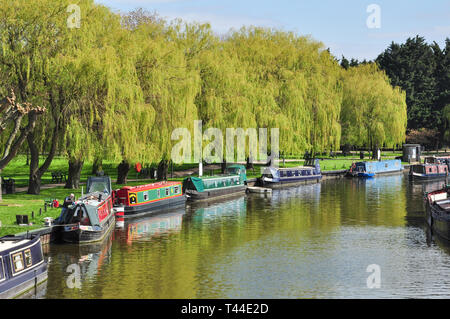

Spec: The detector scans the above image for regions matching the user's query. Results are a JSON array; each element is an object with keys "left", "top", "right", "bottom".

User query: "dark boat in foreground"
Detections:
[
  {"left": 55, "top": 176, "right": 115, "bottom": 244},
  {"left": 257, "top": 159, "right": 322, "bottom": 188},
  {"left": 114, "top": 181, "right": 186, "bottom": 224},
  {"left": 424, "top": 184, "right": 450, "bottom": 240},
  {"left": 0, "top": 234, "right": 47, "bottom": 299},
  {"left": 182, "top": 165, "right": 247, "bottom": 201},
  {"left": 410, "top": 156, "right": 449, "bottom": 180}
]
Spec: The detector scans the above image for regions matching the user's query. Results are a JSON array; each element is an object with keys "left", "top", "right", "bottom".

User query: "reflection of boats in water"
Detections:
[
  {"left": 116, "top": 209, "right": 185, "bottom": 244},
  {"left": 186, "top": 196, "right": 247, "bottom": 223},
  {"left": 46, "top": 229, "right": 114, "bottom": 291}
]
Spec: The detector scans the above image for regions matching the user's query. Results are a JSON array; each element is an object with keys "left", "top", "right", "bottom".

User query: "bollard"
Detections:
[
  {"left": 44, "top": 203, "right": 47, "bottom": 212},
  {"left": 39, "top": 208, "right": 42, "bottom": 216},
  {"left": 31, "top": 211, "right": 34, "bottom": 219}
]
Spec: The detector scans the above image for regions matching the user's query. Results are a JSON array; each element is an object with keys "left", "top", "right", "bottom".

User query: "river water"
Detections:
[{"left": 36, "top": 173, "right": 450, "bottom": 298}]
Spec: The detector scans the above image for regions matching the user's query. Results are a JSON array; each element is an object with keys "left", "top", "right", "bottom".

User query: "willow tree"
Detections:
[
  {"left": 340, "top": 63, "right": 407, "bottom": 154},
  {"left": 226, "top": 27, "right": 343, "bottom": 158},
  {"left": 0, "top": 0, "right": 85, "bottom": 194},
  {"left": 131, "top": 19, "right": 203, "bottom": 179}
]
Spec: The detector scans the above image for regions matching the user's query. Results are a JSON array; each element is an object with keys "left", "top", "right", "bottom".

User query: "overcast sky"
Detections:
[{"left": 95, "top": 0, "right": 450, "bottom": 61}]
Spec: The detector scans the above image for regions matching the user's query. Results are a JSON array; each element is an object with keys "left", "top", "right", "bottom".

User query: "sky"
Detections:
[{"left": 95, "top": 0, "right": 450, "bottom": 61}]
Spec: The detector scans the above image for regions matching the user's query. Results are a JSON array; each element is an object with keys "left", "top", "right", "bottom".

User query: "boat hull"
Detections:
[
  {"left": 410, "top": 172, "right": 447, "bottom": 180},
  {"left": 259, "top": 175, "right": 322, "bottom": 188},
  {"left": 117, "top": 195, "right": 186, "bottom": 219},
  {"left": 428, "top": 204, "right": 450, "bottom": 241},
  {"left": 61, "top": 213, "right": 115, "bottom": 244},
  {"left": 186, "top": 185, "right": 246, "bottom": 201},
  {"left": 0, "top": 265, "right": 47, "bottom": 299}
]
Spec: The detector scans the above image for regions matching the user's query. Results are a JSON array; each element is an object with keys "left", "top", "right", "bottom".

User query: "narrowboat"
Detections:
[
  {"left": 257, "top": 159, "right": 322, "bottom": 188},
  {"left": 55, "top": 176, "right": 115, "bottom": 244},
  {"left": 0, "top": 234, "right": 47, "bottom": 299},
  {"left": 424, "top": 185, "right": 450, "bottom": 240},
  {"left": 410, "top": 157, "right": 448, "bottom": 180},
  {"left": 114, "top": 181, "right": 186, "bottom": 223},
  {"left": 182, "top": 165, "right": 247, "bottom": 201},
  {"left": 347, "top": 160, "right": 403, "bottom": 178}
]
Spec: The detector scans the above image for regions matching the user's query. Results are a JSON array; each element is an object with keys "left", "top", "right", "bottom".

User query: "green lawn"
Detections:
[{"left": 0, "top": 154, "right": 411, "bottom": 236}]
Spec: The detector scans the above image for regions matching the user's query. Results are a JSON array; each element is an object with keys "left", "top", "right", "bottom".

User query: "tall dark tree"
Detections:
[{"left": 376, "top": 36, "right": 440, "bottom": 132}]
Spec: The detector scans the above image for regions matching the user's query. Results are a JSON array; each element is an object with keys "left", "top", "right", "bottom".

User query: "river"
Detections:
[{"left": 33, "top": 173, "right": 450, "bottom": 298}]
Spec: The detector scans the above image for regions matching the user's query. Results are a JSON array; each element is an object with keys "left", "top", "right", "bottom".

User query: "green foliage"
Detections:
[
  {"left": 341, "top": 63, "right": 407, "bottom": 149},
  {"left": 0, "top": 3, "right": 409, "bottom": 180}
]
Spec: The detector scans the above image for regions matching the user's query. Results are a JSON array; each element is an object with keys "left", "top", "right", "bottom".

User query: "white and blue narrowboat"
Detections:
[
  {"left": 257, "top": 159, "right": 322, "bottom": 188},
  {"left": 0, "top": 234, "right": 47, "bottom": 299},
  {"left": 348, "top": 160, "right": 403, "bottom": 178}
]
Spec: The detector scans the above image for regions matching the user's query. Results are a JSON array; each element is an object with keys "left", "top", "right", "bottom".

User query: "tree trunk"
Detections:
[
  {"left": 157, "top": 160, "right": 168, "bottom": 181},
  {"left": 0, "top": 170, "right": 2, "bottom": 202},
  {"left": 117, "top": 161, "right": 130, "bottom": 185},
  {"left": 28, "top": 173, "right": 42, "bottom": 195},
  {"left": 221, "top": 158, "right": 227, "bottom": 174},
  {"left": 27, "top": 121, "right": 60, "bottom": 195},
  {"left": 65, "top": 159, "right": 84, "bottom": 189},
  {"left": 92, "top": 158, "right": 102, "bottom": 175}
]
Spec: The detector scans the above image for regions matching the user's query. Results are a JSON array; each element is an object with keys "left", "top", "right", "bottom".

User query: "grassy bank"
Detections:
[{"left": 0, "top": 154, "right": 409, "bottom": 236}]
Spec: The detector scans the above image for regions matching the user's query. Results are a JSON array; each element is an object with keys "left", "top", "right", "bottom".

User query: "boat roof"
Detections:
[
  {"left": 277, "top": 166, "right": 314, "bottom": 171},
  {"left": 197, "top": 174, "right": 240, "bottom": 180},
  {"left": 0, "top": 238, "right": 32, "bottom": 252},
  {"left": 119, "top": 181, "right": 181, "bottom": 191}
]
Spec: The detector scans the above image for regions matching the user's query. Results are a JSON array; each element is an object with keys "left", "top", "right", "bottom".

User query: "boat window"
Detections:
[
  {"left": 157, "top": 189, "right": 161, "bottom": 198},
  {"left": 12, "top": 252, "right": 24, "bottom": 272},
  {"left": 24, "top": 249, "right": 32, "bottom": 267},
  {"left": 143, "top": 192, "right": 149, "bottom": 201},
  {"left": 0, "top": 256, "right": 4, "bottom": 281},
  {"left": 429, "top": 168, "right": 432, "bottom": 173},
  {"left": 165, "top": 188, "right": 170, "bottom": 196}
]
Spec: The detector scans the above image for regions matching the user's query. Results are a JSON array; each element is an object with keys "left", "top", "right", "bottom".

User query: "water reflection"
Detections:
[
  {"left": 38, "top": 174, "right": 450, "bottom": 298},
  {"left": 115, "top": 209, "right": 185, "bottom": 244}
]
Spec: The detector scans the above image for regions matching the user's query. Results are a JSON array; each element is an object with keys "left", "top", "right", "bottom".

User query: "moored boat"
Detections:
[
  {"left": 182, "top": 165, "right": 247, "bottom": 201},
  {"left": 55, "top": 176, "right": 115, "bottom": 244},
  {"left": 347, "top": 159, "right": 403, "bottom": 178},
  {"left": 257, "top": 159, "right": 322, "bottom": 188},
  {"left": 410, "top": 157, "right": 448, "bottom": 180},
  {"left": 424, "top": 185, "right": 450, "bottom": 240},
  {"left": 113, "top": 181, "right": 186, "bottom": 222},
  {"left": 0, "top": 234, "right": 47, "bottom": 299}
]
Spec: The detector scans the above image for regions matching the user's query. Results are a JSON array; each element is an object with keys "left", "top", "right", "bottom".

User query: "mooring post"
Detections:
[
  {"left": 39, "top": 208, "right": 42, "bottom": 216},
  {"left": 31, "top": 211, "right": 34, "bottom": 219},
  {"left": 44, "top": 203, "right": 47, "bottom": 212}
]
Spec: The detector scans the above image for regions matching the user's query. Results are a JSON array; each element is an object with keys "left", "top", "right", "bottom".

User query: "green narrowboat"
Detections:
[{"left": 182, "top": 165, "right": 247, "bottom": 201}]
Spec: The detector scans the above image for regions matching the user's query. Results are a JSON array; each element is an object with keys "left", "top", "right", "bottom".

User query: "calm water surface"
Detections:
[{"left": 38, "top": 173, "right": 450, "bottom": 298}]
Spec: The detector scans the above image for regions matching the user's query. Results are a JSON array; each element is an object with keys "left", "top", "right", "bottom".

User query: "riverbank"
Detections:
[{"left": 0, "top": 155, "right": 410, "bottom": 236}]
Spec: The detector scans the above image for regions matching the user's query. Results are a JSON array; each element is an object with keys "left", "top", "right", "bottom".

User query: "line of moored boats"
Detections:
[{"left": 2, "top": 155, "right": 450, "bottom": 298}]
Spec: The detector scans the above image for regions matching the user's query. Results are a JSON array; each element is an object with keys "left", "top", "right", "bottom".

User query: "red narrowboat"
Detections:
[
  {"left": 410, "top": 157, "right": 449, "bottom": 180},
  {"left": 113, "top": 181, "right": 186, "bottom": 221}
]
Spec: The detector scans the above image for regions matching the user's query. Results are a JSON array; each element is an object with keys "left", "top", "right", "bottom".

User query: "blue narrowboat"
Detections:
[
  {"left": 348, "top": 160, "right": 403, "bottom": 178},
  {"left": 0, "top": 234, "right": 47, "bottom": 299},
  {"left": 257, "top": 159, "right": 322, "bottom": 188}
]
